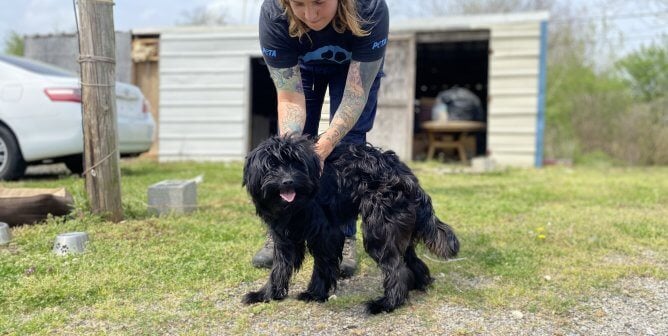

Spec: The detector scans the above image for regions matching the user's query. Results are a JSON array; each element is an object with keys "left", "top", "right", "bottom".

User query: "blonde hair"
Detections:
[{"left": 279, "top": 0, "right": 370, "bottom": 39}]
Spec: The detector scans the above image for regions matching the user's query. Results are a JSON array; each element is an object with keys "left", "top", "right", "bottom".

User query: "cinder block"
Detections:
[
  {"left": 147, "top": 180, "right": 197, "bottom": 215},
  {"left": 0, "top": 222, "right": 11, "bottom": 245},
  {"left": 471, "top": 156, "right": 496, "bottom": 173}
]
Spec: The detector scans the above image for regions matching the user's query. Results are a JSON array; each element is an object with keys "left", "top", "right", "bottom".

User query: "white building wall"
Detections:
[
  {"left": 487, "top": 22, "right": 543, "bottom": 166},
  {"left": 159, "top": 28, "right": 259, "bottom": 162}
]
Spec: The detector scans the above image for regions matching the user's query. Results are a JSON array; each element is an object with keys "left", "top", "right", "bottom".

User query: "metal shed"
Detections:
[
  {"left": 156, "top": 11, "right": 549, "bottom": 167},
  {"left": 24, "top": 32, "right": 133, "bottom": 83}
]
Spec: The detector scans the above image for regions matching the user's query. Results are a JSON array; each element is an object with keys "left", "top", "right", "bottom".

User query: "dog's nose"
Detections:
[{"left": 282, "top": 178, "right": 294, "bottom": 187}]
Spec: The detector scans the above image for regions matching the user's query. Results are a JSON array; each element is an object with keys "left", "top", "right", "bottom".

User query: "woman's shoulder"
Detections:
[
  {"left": 261, "top": 0, "right": 286, "bottom": 22},
  {"left": 356, "top": 0, "right": 388, "bottom": 20}
]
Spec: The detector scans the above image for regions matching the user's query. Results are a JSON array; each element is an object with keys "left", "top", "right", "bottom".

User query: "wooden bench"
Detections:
[{"left": 421, "top": 120, "right": 486, "bottom": 163}]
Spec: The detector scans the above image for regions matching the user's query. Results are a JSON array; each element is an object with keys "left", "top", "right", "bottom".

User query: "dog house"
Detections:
[{"left": 156, "top": 11, "right": 549, "bottom": 167}]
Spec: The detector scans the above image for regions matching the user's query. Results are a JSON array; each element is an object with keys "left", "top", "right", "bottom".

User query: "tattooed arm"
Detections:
[
  {"left": 267, "top": 64, "right": 306, "bottom": 135},
  {"left": 316, "top": 58, "right": 383, "bottom": 161}
]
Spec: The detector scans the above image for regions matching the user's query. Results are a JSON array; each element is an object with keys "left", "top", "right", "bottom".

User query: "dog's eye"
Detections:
[{"left": 267, "top": 158, "right": 278, "bottom": 168}]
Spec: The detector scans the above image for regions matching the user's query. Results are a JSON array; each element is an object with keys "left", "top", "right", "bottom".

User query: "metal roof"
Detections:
[
  {"left": 132, "top": 11, "right": 551, "bottom": 36},
  {"left": 391, "top": 11, "right": 550, "bottom": 33}
]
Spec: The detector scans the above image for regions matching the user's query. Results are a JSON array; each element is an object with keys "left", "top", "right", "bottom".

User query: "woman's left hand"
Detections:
[{"left": 314, "top": 139, "right": 334, "bottom": 174}]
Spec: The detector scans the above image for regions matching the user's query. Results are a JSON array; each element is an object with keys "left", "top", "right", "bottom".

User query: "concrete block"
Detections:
[
  {"left": 148, "top": 180, "right": 197, "bottom": 215},
  {"left": 471, "top": 156, "right": 496, "bottom": 173},
  {"left": 0, "top": 222, "right": 11, "bottom": 245}
]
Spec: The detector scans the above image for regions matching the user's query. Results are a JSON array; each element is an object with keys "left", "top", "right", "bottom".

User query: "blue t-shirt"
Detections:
[{"left": 259, "top": 0, "right": 389, "bottom": 68}]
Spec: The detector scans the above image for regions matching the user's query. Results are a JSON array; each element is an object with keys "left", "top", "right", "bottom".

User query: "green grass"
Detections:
[{"left": 1, "top": 160, "right": 667, "bottom": 334}]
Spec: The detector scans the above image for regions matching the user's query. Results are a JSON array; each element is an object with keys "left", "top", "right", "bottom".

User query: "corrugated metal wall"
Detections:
[
  {"left": 487, "top": 22, "right": 543, "bottom": 166},
  {"left": 368, "top": 36, "right": 415, "bottom": 159},
  {"left": 24, "top": 32, "right": 133, "bottom": 83},
  {"left": 159, "top": 29, "right": 257, "bottom": 162}
]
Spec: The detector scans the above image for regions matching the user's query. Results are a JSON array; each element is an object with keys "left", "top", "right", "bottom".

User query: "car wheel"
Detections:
[
  {"left": 63, "top": 154, "right": 84, "bottom": 175},
  {"left": 0, "top": 125, "right": 27, "bottom": 180}
]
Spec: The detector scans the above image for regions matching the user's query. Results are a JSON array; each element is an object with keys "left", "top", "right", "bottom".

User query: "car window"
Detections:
[{"left": 0, "top": 54, "right": 76, "bottom": 78}]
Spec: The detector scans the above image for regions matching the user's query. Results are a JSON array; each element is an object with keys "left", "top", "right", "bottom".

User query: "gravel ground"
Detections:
[
  {"left": 210, "top": 276, "right": 667, "bottom": 336},
  {"left": 24, "top": 163, "right": 73, "bottom": 177},
  {"left": 46, "top": 256, "right": 668, "bottom": 335}
]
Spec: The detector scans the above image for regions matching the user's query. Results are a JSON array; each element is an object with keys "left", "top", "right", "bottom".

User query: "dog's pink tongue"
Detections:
[{"left": 280, "top": 190, "right": 296, "bottom": 202}]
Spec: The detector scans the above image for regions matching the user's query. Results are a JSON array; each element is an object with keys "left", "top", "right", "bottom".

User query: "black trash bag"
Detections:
[{"left": 433, "top": 87, "right": 484, "bottom": 121}]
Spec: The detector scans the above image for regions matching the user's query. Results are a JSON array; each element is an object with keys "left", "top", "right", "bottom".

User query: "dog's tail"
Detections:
[
  {"left": 417, "top": 195, "right": 459, "bottom": 259},
  {"left": 420, "top": 216, "right": 459, "bottom": 259}
]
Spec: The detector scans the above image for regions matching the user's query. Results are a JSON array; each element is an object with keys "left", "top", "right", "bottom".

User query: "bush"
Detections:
[
  {"left": 610, "top": 97, "right": 668, "bottom": 165},
  {"left": 545, "top": 59, "right": 631, "bottom": 162},
  {"left": 3, "top": 31, "right": 24, "bottom": 56},
  {"left": 545, "top": 44, "right": 668, "bottom": 166}
]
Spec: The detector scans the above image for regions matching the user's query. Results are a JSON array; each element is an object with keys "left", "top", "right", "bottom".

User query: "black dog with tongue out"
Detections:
[
  {"left": 242, "top": 134, "right": 343, "bottom": 306},
  {"left": 241, "top": 134, "right": 459, "bottom": 314}
]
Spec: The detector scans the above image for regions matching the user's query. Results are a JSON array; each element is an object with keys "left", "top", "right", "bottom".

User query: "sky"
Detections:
[
  {"left": 0, "top": 0, "right": 264, "bottom": 37},
  {"left": 0, "top": 0, "right": 666, "bottom": 58}
]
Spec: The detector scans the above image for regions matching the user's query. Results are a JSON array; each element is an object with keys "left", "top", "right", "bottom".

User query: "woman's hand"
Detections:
[
  {"left": 314, "top": 138, "right": 335, "bottom": 174},
  {"left": 315, "top": 59, "right": 384, "bottom": 173}
]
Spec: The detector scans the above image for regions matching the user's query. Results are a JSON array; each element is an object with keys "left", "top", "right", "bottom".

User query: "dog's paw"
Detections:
[
  {"left": 242, "top": 291, "right": 269, "bottom": 305},
  {"left": 297, "top": 291, "right": 328, "bottom": 302},
  {"left": 365, "top": 297, "right": 396, "bottom": 315}
]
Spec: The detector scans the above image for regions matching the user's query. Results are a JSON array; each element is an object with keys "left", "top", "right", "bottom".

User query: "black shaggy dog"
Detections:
[{"left": 242, "top": 134, "right": 459, "bottom": 314}]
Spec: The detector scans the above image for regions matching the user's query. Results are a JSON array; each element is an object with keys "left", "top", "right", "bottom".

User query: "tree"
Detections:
[
  {"left": 3, "top": 31, "right": 24, "bottom": 56},
  {"left": 177, "top": 6, "right": 228, "bottom": 26},
  {"left": 615, "top": 42, "right": 668, "bottom": 102}
]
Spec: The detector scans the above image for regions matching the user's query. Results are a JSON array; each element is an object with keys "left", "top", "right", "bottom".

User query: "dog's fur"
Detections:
[{"left": 242, "top": 135, "right": 459, "bottom": 314}]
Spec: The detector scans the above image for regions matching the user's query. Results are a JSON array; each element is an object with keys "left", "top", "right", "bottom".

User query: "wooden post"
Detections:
[{"left": 76, "top": 0, "right": 123, "bottom": 222}]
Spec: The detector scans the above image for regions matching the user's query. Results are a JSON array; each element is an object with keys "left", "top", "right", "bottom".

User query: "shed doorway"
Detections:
[
  {"left": 413, "top": 30, "right": 490, "bottom": 161},
  {"left": 249, "top": 57, "right": 278, "bottom": 151}
]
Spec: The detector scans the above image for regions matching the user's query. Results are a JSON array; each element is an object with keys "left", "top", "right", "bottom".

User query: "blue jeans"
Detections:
[{"left": 300, "top": 62, "right": 383, "bottom": 237}]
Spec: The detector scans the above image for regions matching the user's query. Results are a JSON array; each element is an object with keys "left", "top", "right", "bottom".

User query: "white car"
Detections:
[{"left": 0, "top": 54, "right": 155, "bottom": 180}]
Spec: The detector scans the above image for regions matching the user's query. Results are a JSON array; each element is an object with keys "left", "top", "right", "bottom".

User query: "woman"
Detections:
[{"left": 252, "top": 0, "right": 389, "bottom": 278}]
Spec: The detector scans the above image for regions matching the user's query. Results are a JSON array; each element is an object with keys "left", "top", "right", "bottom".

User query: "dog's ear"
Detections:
[
  {"left": 308, "top": 150, "right": 321, "bottom": 181},
  {"left": 304, "top": 139, "right": 322, "bottom": 181},
  {"left": 242, "top": 151, "right": 252, "bottom": 187},
  {"left": 242, "top": 145, "right": 263, "bottom": 190}
]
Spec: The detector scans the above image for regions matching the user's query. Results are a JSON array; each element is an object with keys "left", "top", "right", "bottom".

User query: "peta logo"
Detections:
[
  {"left": 372, "top": 38, "right": 388, "bottom": 50},
  {"left": 262, "top": 47, "right": 277, "bottom": 58}
]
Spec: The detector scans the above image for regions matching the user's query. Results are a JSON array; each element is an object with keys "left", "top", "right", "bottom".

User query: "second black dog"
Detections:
[{"left": 242, "top": 135, "right": 459, "bottom": 314}]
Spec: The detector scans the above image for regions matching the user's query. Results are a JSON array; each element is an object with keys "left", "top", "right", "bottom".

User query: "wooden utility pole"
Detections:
[{"left": 76, "top": 0, "right": 123, "bottom": 222}]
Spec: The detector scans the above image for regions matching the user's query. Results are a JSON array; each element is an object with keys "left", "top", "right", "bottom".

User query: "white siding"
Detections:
[
  {"left": 487, "top": 21, "right": 543, "bottom": 167},
  {"left": 369, "top": 36, "right": 416, "bottom": 159},
  {"left": 159, "top": 28, "right": 260, "bottom": 162}
]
